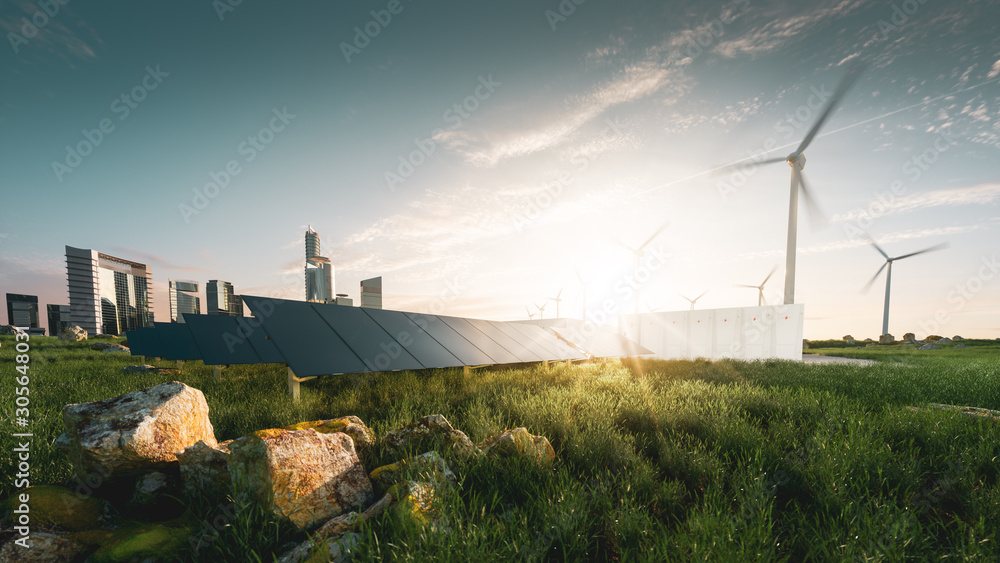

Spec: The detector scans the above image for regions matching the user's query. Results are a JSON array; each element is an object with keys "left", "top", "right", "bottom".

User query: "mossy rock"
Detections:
[
  {"left": 2, "top": 485, "right": 106, "bottom": 531},
  {"left": 479, "top": 427, "right": 556, "bottom": 468},
  {"left": 88, "top": 521, "right": 194, "bottom": 562},
  {"left": 284, "top": 416, "right": 374, "bottom": 449},
  {"left": 387, "top": 481, "right": 438, "bottom": 528}
]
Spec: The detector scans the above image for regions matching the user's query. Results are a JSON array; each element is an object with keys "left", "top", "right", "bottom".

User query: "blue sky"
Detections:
[{"left": 1, "top": 0, "right": 998, "bottom": 339}]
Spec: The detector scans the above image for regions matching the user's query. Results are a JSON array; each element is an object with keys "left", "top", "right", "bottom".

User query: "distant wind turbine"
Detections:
[
  {"left": 535, "top": 302, "right": 547, "bottom": 320},
  {"left": 525, "top": 306, "right": 536, "bottom": 320},
  {"left": 726, "top": 64, "right": 865, "bottom": 305},
  {"left": 736, "top": 266, "right": 777, "bottom": 307},
  {"left": 612, "top": 220, "right": 670, "bottom": 314},
  {"left": 862, "top": 238, "right": 948, "bottom": 336},
  {"left": 547, "top": 288, "right": 563, "bottom": 318},
  {"left": 680, "top": 290, "right": 708, "bottom": 311}
]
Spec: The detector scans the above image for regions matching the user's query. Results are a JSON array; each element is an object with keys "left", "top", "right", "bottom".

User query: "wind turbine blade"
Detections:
[
  {"left": 556, "top": 287, "right": 563, "bottom": 300},
  {"left": 695, "top": 290, "right": 709, "bottom": 302},
  {"left": 761, "top": 265, "right": 778, "bottom": 287},
  {"left": 861, "top": 262, "right": 888, "bottom": 293},
  {"left": 866, "top": 236, "right": 890, "bottom": 260},
  {"left": 637, "top": 220, "right": 670, "bottom": 252},
  {"left": 893, "top": 242, "right": 949, "bottom": 261},
  {"left": 680, "top": 294, "right": 692, "bottom": 303},
  {"left": 797, "top": 170, "right": 827, "bottom": 229},
  {"left": 734, "top": 284, "right": 759, "bottom": 288},
  {"left": 796, "top": 64, "right": 865, "bottom": 154},
  {"left": 717, "top": 156, "right": 788, "bottom": 173}
]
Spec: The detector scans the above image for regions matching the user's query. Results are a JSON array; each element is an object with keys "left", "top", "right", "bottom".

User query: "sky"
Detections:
[{"left": 1, "top": 0, "right": 998, "bottom": 340}]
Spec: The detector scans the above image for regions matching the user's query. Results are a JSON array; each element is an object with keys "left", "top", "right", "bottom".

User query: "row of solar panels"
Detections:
[{"left": 125, "top": 296, "right": 650, "bottom": 378}]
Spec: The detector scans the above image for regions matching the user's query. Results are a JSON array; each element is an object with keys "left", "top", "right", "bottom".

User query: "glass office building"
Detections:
[
  {"left": 207, "top": 280, "right": 243, "bottom": 316},
  {"left": 169, "top": 280, "right": 200, "bottom": 323},
  {"left": 47, "top": 304, "right": 72, "bottom": 336},
  {"left": 305, "top": 226, "right": 334, "bottom": 303},
  {"left": 6, "top": 293, "right": 40, "bottom": 329},
  {"left": 360, "top": 277, "right": 382, "bottom": 309},
  {"left": 66, "top": 246, "right": 153, "bottom": 335}
]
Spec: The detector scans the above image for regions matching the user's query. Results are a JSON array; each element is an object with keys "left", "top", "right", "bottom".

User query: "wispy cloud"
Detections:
[
  {"left": 832, "top": 183, "right": 1000, "bottom": 222},
  {"left": 107, "top": 247, "right": 215, "bottom": 274},
  {"left": 1, "top": 0, "right": 103, "bottom": 67},
  {"left": 713, "top": 0, "right": 866, "bottom": 59}
]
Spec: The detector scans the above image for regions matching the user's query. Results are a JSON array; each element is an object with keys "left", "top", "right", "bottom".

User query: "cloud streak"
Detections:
[{"left": 832, "top": 183, "right": 1000, "bottom": 222}]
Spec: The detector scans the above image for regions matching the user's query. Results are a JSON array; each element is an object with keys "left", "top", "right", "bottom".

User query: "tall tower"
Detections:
[
  {"left": 305, "top": 226, "right": 334, "bottom": 302},
  {"left": 360, "top": 277, "right": 382, "bottom": 309}
]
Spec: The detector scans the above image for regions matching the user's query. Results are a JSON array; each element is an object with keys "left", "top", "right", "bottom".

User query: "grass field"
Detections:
[{"left": 2, "top": 335, "right": 1000, "bottom": 561}]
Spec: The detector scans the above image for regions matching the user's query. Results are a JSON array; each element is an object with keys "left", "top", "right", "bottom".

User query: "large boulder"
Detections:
[
  {"left": 952, "top": 335, "right": 964, "bottom": 341},
  {"left": 478, "top": 427, "right": 556, "bottom": 469},
  {"left": 176, "top": 439, "right": 233, "bottom": 501},
  {"left": 384, "top": 414, "right": 478, "bottom": 457},
  {"left": 370, "top": 451, "right": 456, "bottom": 486},
  {"left": 276, "top": 494, "right": 393, "bottom": 563},
  {"left": 228, "top": 428, "right": 373, "bottom": 530},
  {"left": 56, "top": 382, "right": 217, "bottom": 481},
  {"left": 1, "top": 485, "right": 107, "bottom": 531},
  {"left": 283, "top": 416, "right": 374, "bottom": 451},
  {"left": 937, "top": 337, "right": 953, "bottom": 344},
  {"left": 902, "top": 332, "right": 917, "bottom": 344},
  {"left": 91, "top": 342, "right": 114, "bottom": 351},
  {"left": 841, "top": 334, "right": 854, "bottom": 342},
  {"left": 925, "top": 334, "right": 943, "bottom": 341},
  {"left": 87, "top": 520, "right": 195, "bottom": 563},
  {"left": 878, "top": 333, "right": 895, "bottom": 345},
  {"left": 101, "top": 345, "right": 130, "bottom": 354},
  {"left": 918, "top": 342, "right": 941, "bottom": 350},
  {"left": 59, "top": 326, "right": 87, "bottom": 341}
]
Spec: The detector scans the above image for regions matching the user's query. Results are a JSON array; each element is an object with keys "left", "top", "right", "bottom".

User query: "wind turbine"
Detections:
[
  {"left": 525, "top": 306, "right": 536, "bottom": 320},
  {"left": 731, "top": 64, "right": 865, "bottom": 305},
  {"left": 863, "top": 239, "right": 948, "bottom": 336},
  {"left": 535, "top": 302, "right": 547, "bottom": 320},
  {"left": 680, "top": 290, "right": 708, "bottom": 311},
  {"left": 736, "top": 266, "right": 777, "bottom": 307},
  {"left": 547, "top": 288, "right": 563, "bottom": 318},
  {"left": 612, "top": 220, "right": 670, "bottom": 314}
]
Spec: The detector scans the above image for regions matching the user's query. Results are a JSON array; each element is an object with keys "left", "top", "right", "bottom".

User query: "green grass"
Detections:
[{"left": 3, "top": 335, "right": 1000, "bottom": 561}]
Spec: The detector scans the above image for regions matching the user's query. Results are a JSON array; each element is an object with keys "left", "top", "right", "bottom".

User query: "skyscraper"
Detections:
[
  {"left": 305, "top": 226, "right": 334, "bottom": 303},
  {"left": 47, "top": 304, "right": 72, "bottom": 336},
  {"left": 360, "top": 277, "right": 382, "bottom": 309},
  {"left": 169, "top": 280, "right": 200, "bottom": 323},
  {"left": 207, "top": 280, "right": 243, "bottom": 316},
  {"left": 6, "top": 294, "right": 39, "bottom": 329},
  {"left": 66, "top": 246, "right": 153, "bottom": 335}
]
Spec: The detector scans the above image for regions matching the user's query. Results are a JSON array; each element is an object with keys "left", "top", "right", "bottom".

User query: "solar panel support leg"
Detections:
[
  {"left": 463, "top": 366, "right": 470, "bottom": 376},
  {"left": 154, "top": 357, "right": 160, "bottom": 367},
  {"left": 213, "top": 365, "right": 221, "bottom": 381},
  {"left": 287, "top": 366, "right": 300, "bottom": 402},
  {"left": 566, "top": 359, "right": 572, "bottom": 367},
  {"left": 177, "top": 360, "right": 184, "bottom": 370},
  {"left": 543, "top": 360, "right": 550, "bottom": 369}
]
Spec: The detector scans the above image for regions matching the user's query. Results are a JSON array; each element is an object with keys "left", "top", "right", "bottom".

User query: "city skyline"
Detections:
[{"left": 1, "top": 1, "right": 998, "bottom": 338}]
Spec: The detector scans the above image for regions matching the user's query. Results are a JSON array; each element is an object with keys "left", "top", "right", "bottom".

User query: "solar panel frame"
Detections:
[
  {"left": 241, "top": 296, "right": 369, "bottom": 377},
  {"left": 153, "top": 322, "right": 203, "bottom": 361},
  {"left": 361, "top": 309, "right": 464, "bottom": 369},
  {"left": 311, "top": 303, "right": 424, "bottom": 372},
  {"left": 403, "top": 313, "right": 499, "bottom": 366}
]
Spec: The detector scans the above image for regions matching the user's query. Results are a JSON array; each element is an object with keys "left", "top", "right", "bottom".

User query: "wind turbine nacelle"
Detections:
[{"left": 786, "top": 152, "right": 806, "bottom": 170}]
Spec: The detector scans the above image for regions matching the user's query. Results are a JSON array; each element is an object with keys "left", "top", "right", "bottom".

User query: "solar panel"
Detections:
[
  {"left": 153, "top": 322, "right": 202, "bottom": 361},
  {"left": 234, "top": 317, "right": 285, "bottom": 364},
  {"left": 436, "top": 316, "right": 522, "bottom": 364},
  {"left": 362, "top": 308, "right": 464, "bottom": 369},
  {"left": 241, "top": 296, "right": 369, "bottom": 377},
  {"left": 124, "top": 330, "right": 144, "bottom": 356},
  {"left": 548, "top": 325, "right": 653, "bottom": 358},
  {"left": 403, "top": 312, "right": 498, "bottom": 366},
  {"left": 138, "top": 326, "right": 165, "bottom": 358},
  {"left": 488, "top": 321, "right": 552, "bottom": 361},
  {"left": 504, "top": 322, "right": 587, "bottom": 361},
  {"left": 184, "top": 314, "right": 266, "bottom": 365},
  {"left": 311, "top": 303, "right": 424, "bottom": 372}
]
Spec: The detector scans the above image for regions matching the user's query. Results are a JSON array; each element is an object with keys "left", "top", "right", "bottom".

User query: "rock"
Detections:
[
  {"left": 276, "top": 494, "right": 393, "bottom": 563},
  {"left": 903, "top": 332, "right": 916, "bottom": 341},
  {"left": 128, "top": 471, "right": 184, "bottom": 518},
  {"left": 0, "top": 325, "right": 21, "bottom": 336},
  {"left": 119, "top": 339, "right": 128, "bottom": 347},
  {"left": 284, "top": 416, "right": 374, "bottom": 451},
  {"left": 866, "top": 343, "right": 877, "bottom": 347},
  {"left": 59, "top": 326, "right": 87, "bottom": 341},
  {"left": 228, "top": 428, "right": 373, "bottom": 530},
  {"left": 122, "top": 365, "right": 157, "bottom": 374},
  {"left": 937, "top": 337, "right": 953, "bottom": 344},
  {"left": 1, "top": 485, "right": 106, "bottom": 531},
  {"left": 841, "top": 334, "right": 854, "bottom": 342},
  {"left": 926, "top": 334, "right": 943, "bottom": 341},
  {"left": 0, "top": 530, "right": 89, "bottom": 562},
  {"left": 878, "top": 333, "right": 895, "bottom": 345},
  {"left": 91, "top": 342, "right": 114, "bottom": 351},
  {"left": 956, "top": 343, "right": 968, "bottom": 348},
  {"left": 479, "top": 427, "right": 556, "bottom": 469},
  {"left": 370, "top": 451, "right": 456, "bottom": 486},
  {"left": 87, "top": 521, "right": 194, "bottom": 563},
  {"left": 918, "top": 342, "right": 941, "bottom": 350},
  {"left": 953, "top": 335, "right": 964, "bottom": 341},
  {"left": 387, "top": 481, "right": 441, "bottom": 528},
  {"left": 384, "top": 414, "right": 478, "bottom": 457},
  {"left": 101, "top": 345, "right": 130, "bottom": 353},
  {"left": 176, "top": 439, "right": 233, "bottom": 501},
  {"left": 56, "top": 381, "right": 217, "bottom": 481}
]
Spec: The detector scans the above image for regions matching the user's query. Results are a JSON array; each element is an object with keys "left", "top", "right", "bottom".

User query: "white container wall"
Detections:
[{"left": 619, "top": 304, "right": 805, "bottom": 361}]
